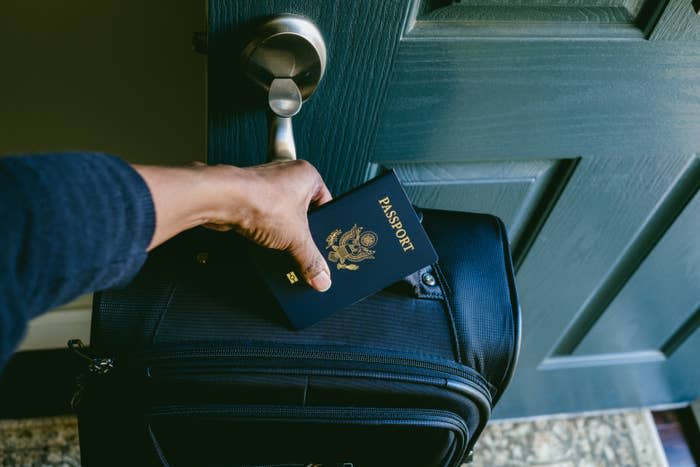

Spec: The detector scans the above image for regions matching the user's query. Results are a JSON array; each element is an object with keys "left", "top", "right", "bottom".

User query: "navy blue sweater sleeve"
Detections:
[{"left": 0, "top": 153, "right": 155, "bottom": 370}]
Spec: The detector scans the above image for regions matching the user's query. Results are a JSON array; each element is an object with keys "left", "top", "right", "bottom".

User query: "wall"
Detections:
[
  {"left": 0, "top": 1, "right": 206, "bottom": 350},
  {"left": 0, "top": 0, "right": 205, "bottom": 164}
]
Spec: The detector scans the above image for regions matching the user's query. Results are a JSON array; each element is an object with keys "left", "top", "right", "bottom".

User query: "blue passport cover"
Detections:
[{"left": 249, "top": 170, "right": 438, "bottom": 329}]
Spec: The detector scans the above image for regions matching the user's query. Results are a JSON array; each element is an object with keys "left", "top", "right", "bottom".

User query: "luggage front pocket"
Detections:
[
  {"left": 146, "top": 405, "right": 469, "bottom": 467},
  {"left": 143, "top": 344, "right": 493, "bottom": 405}
]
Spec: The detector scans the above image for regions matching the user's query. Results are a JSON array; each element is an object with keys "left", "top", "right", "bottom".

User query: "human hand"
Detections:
[
  {"left": 203, "top": 160, "right": 333, "bottom": 292},
  {"left": 135, "top": 159, "right": 333, "bottom": 292}
]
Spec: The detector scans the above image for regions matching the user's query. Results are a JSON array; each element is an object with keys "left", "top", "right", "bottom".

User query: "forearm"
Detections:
[
  {"left": 133, "top": 163, "right": 253, "bottom": 251},
  {"left": 135, "top": 164, "right": 218, "bottom": 250},
  {"left": 0, "top": 154, "right": 331, "bottom": 372}
]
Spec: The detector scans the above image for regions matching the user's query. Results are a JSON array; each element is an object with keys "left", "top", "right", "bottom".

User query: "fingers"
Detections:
[
  {"left": 294, "top": 160, "right": 331, "bottom": 208},
  {"left": 311, "top": 180, "right": 332, "bottom": 208},
  {"left": 289, "top": 230, "right": 332, "bottom": 292},
  {"left": 210, "top": 159, "right": 333, "bottom": 294}
]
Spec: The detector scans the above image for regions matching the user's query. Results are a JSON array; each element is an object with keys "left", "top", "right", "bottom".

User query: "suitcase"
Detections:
[{"left": 73, "top": 209, "right": 521, "bottom": 467}]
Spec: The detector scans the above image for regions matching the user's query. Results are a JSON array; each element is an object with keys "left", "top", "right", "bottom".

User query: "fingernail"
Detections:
[{"left": 310, "top": 269, "right": 331, "bottom": 292}]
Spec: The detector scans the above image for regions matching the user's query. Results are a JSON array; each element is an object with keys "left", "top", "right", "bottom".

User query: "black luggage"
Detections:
[{"left": 74, "top": 209, "right": 521, "bottom": 467}]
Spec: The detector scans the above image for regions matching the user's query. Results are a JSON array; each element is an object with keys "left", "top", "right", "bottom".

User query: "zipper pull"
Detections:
[
  {"left": 67, "top": 339, "right": 114, "bottom": 375},
  {"left": 70, "top": 373, "right": 86, "bottom": 410},
  {"left": 67, "top": 339, "right": 114, "bottom": 410}
]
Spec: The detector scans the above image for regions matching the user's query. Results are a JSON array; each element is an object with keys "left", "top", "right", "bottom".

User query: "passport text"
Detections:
[{"left": 378, "top": 196, "right": 416, "bottom": 252}]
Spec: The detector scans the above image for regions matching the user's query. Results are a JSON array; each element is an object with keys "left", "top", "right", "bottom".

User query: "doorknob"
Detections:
[{"left": 241, "top": 15, "right": 327, "bottom": 162}]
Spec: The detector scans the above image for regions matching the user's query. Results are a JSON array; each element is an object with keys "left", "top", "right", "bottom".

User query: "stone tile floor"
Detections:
[
  {"left": 0, "top": 410, "right": 668, "bottom": 466},
  {"left": 471, "top": 410, "right": 668, "bottom": 467},
  {"left": 0, "top": 417, "right": 79, "bottom": 466}
]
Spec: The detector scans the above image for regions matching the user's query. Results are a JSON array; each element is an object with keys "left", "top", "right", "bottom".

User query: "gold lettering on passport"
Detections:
[
  {"left": 378, "top": 196, "right": 415, "bottom": 252},
  {"left": 325, "top": 224, "right": 377, "bottom": 271},
  {"left": 286, "top": 271, "right": 299, "bottom": 284}
]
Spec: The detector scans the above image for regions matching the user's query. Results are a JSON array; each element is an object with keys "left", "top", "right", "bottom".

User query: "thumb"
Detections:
[{"left": 289, "top": 231, "right": 332, "bottom": 292}]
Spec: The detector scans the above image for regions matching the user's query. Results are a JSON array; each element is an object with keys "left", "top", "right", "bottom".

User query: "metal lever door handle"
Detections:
[
  {"left": 268, "top": 78, "right": 302, "bottom": 162},
  {"left": 241, "top": 15, "right": 327, "bottom": 162},
  {"left": 268, "top": 114, "right": 296, "bottom": 162}
]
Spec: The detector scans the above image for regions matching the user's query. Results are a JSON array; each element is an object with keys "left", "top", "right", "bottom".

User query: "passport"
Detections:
[{"left": 249, "top": 170, "right": 438, "bottom": 329}]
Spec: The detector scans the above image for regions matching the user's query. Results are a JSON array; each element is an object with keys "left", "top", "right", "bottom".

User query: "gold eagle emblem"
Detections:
[{"left": 325, "top": 224, "right": 377, "bottom": 271}]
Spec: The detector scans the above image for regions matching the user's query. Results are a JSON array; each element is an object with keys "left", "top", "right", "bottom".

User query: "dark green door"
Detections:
[{"left": 207, "top": 0, "right": 700, "bottom": 418}]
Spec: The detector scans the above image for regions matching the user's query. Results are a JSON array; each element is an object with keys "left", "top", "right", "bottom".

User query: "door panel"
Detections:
[
  {"left": 575, "top": 165, "right": 700, "bottom": 356},
  {"left": 374, "top": 40, "right": 700, "bottom": 162},
  {"left": 208, "top": 0, "right": 700, "bottom": 417},
  {"left": 412, "top": 0, "right": 664, "bottom": 39},
  {"left": 387, "top": 160, "right": 576, "bottom": 265}
]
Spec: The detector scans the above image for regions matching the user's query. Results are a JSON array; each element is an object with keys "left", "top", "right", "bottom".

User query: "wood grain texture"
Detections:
[
  {"left": 388, "top": 160, "right": 574, "bottom": 264},
  {"left": 374, "top": 40, "right": 700, "bottom": 163},
  {"left": 494, "top": 152, "right": 698, "bottom": 417},
  {"left": 207, "top": 0, "right": 411, "bottom": 194},
  {"left": 424, "top": 6, "right": 635, "bottom": 22},
  {"left": 408, "top": 19, "right": 646, "bottom": 38},
  {"left": 559, "top": 155, "right": 700, "bottom": 357},
  {"left": 574, "top": 159, "right": 700, "bottom": 356},
  {"left": 651, "top": 0, "right": 700, "bottom": 39},
  {"left": 516, "top": 153, "right": 691, "bottom": 362},
  {"left": 408, "top": 0, "right": 664, "bottom": 38},
  {"left": 426, "top": 0, "right": 636, "bottom": 9}
]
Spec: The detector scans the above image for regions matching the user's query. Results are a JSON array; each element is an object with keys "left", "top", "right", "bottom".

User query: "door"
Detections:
[{"left": 207, "top": 0, "right": 700, "bottom": 418}]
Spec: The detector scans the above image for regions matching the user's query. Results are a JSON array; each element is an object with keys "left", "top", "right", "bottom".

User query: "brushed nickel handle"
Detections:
[
  {"left": 241, "top": 15, "right": 327, "bottom": 162},
  {"left": 268, "top": 78, "right": 302, "bottom": 161}
]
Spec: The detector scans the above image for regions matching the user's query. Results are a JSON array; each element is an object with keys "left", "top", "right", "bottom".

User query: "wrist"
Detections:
[
  {"left": 197, "top": 164, "right": 252, "bottom": 228},
  {"left": 133, "top": 163, "right": 235, "bottom": 250}
]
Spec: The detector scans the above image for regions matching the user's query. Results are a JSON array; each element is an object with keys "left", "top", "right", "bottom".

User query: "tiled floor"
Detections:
[
  {"left": 0, "top": 410, "right": 669, "bottom": 466},
  {"left": 471, "top": 410, "right": 668, "bottom": 467},
  {"left": 0, "top": 417, "right": 79, "bottom": 466}
]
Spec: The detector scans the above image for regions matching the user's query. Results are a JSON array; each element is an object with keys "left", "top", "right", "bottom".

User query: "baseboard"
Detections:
[{"left": 18, "top": 308, "right": 92, "bottom": 352}]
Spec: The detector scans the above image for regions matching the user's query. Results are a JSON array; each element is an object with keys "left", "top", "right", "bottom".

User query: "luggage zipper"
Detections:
[
  {"left": 144, "top": 344, "right": 492, "bottom": 404},
  {"left": 66, "top": 342, "right": 492, "bottom": 406},
  {"left": 150, "top": 404, "right": 468, "bottom": 428},
  {"left": 68, "top": 339, "right": 115, "bottom": 408},
  {"left": 68, "top": 339, "right": 115, "bottom": 374}
]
